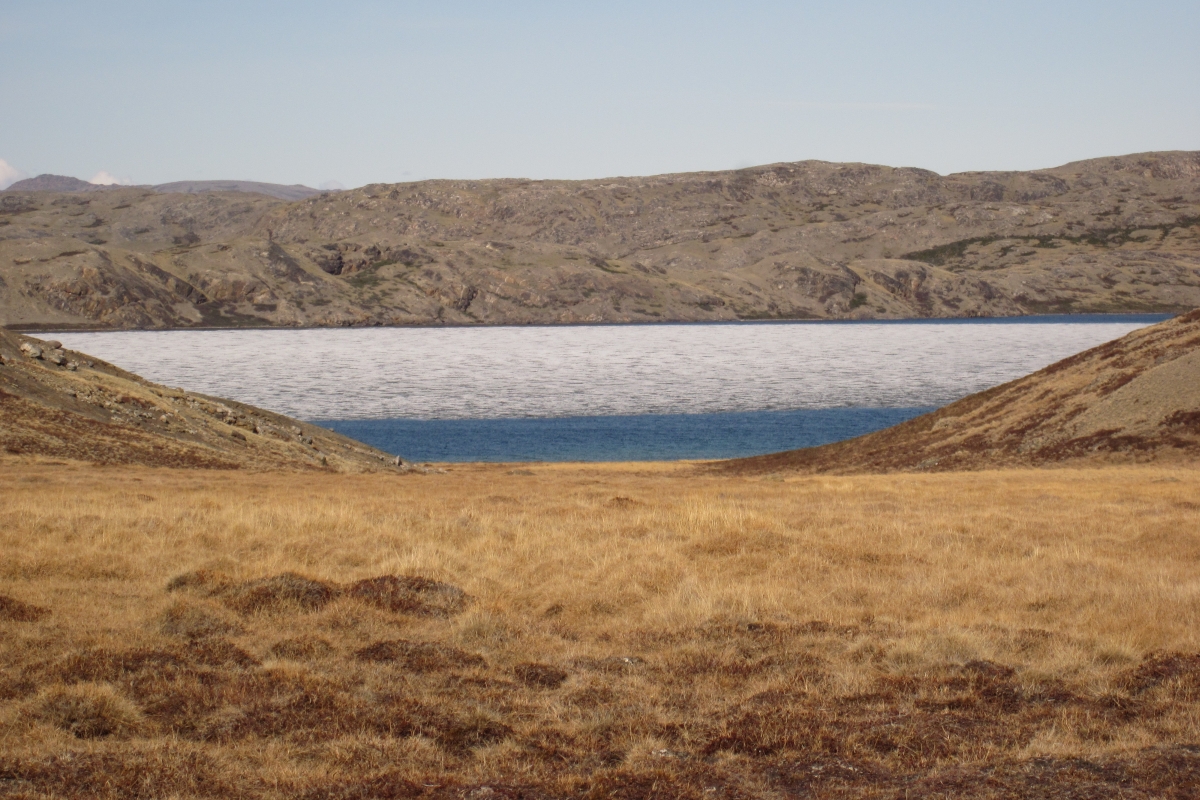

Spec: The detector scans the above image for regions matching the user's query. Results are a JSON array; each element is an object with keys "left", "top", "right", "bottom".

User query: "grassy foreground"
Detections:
[{"left": 2, "top": 460, "right": 1199, "bottom": 798}]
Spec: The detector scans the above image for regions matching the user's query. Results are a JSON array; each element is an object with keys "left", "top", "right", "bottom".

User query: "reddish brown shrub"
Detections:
[
  {"left": 219, "top": 573, "right": 339, "bottom": 614},
  {"left": 345, "top": 574, "right": 468, "bottom": 617}
]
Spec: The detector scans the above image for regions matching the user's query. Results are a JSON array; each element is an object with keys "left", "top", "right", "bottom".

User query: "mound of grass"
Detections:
[{"left": 32, "top": 683, "right": 147, "bottom": 739}]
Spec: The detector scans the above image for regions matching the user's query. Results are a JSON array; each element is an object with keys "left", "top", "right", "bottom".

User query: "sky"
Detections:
[{"left": 1, "top": 1, "right": 1198, "bottom": 189}]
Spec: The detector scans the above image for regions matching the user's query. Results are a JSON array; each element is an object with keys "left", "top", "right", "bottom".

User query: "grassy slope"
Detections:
[
  {"left": 719, "top": 308, "right": 1200, "bottom": 475},
  {"left": 2, "top": 461, "right": 1200, "bottom": 798},
  {"left": 0, "top": 330, "right": 408, "bottom": 472}
]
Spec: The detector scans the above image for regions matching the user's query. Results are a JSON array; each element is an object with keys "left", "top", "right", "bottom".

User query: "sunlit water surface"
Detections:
[{"left": 54, "top": 315, "right": 1167, "bottom": 460}]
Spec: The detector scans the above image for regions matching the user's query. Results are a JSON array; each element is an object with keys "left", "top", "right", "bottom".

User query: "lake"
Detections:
[{"left": 53, "top": 314, "right": 1170, "bottom": 461}]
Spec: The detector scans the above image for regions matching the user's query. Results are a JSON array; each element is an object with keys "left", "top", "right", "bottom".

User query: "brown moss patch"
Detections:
[
  {"left": 217, "top": 573, "right": 339, "bottom": 614},
  {"left": 0, "top": 592, "right": 48, "bottom": 622},
  {"left": 513, "top": 662, "right": 570, "bottom": 689},
  {"left": 345, "top": 574, "right": 469, "bottom": 617},
  {"left": 1122, "top": 651, "right": 1200, "bottom": 694},
  {"left": 0, "top": 746, "right": 235, "bottom": 800}
]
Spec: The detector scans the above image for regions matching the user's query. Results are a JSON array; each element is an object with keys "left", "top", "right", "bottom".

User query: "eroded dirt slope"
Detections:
[
  {"left": 2, "top": 151, "right": 1198, "bottom": 329},
  {"left": 0, "top": 330, "right": 408, "bottom": 471},
  {"left": 720, "top": 309, "right": 1200, "bottom": 474}
]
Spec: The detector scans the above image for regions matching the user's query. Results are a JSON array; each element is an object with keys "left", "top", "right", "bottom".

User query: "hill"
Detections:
[
  {"left": 718, "top": 309, "right": 1200, "bottom": 475},
  {"left": 4, "top": 175, "right": 324, "bottom": 202},
  {"left": 150, "top": 180, "right": 325, "bottom": 201},
  {"left": 0, "top": 330, "right": 410, "bottom": 471},
  {"left": 5, "top": 174, "right": 100, "bottom": 192},
  {"left": 0, "top": 150, "right": 1197, "bottom": 329}
]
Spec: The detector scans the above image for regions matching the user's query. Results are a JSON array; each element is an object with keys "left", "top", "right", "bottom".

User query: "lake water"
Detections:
[{"left": 53, "top": 314, "right": 1170, "bottom": 461}]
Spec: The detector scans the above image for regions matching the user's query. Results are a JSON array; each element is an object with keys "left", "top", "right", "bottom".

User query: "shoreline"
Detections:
[{"left": 4, "top": 310, "right": 1178, "bottom": 335}]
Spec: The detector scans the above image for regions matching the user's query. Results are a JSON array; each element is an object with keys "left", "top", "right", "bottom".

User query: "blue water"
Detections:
[
  {"left": 320, "top": 407, "right": 936, "bottom": 462},
  {"left": 53, "top": 313, "right": 1171, "bottom": 463}
]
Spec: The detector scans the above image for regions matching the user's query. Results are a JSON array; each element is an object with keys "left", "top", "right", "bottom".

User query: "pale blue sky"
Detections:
[{"left": 1, "top": 1, "right": 1197, "bottom": 188}]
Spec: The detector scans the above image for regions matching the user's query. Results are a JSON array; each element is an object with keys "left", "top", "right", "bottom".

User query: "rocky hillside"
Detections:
[
  {"left": 0, "top": 330, "right": 413, "bottom": 471},
  {"left": 718, "top": 309, "right": 1200, "bottom": 474},
  {"left": 2, "top": 151, "right": 1199, "bottom": 329}
]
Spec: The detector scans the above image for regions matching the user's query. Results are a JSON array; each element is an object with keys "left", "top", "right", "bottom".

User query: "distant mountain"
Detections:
[
  {"left": 151, "top": 180, "right": 325, "bottom": 201},
  {"left": 3, "top": 174, "right": 326, "bottom": 201},
  {"left": 0, "top": 151, "right": 1197, "bottom": 329},
  {"left": 718, "top": 309, "right": 1200, "bottom": 474},
  {"left": 5, "top": 174, "right": 99, "bottom": 192}
]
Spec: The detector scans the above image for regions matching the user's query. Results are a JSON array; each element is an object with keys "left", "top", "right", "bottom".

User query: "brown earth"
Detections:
[
  {"left": 2, "top": 151, "right": 1198, "bottom": 330},
  {"left": 0, "top": 330, "right": 411, "bottom": 471},
  {"left": 718, "top": 309, "right": 1200, "bottom": 475}
]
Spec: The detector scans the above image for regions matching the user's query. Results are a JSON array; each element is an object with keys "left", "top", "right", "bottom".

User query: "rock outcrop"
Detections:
[
  {"left": 717, "top": 309, "right": 1200, "bottom": 474},
  {"left": 0, "top": 329, "right": 413, "bottom": 471},
  {"left": 2, "top": 151, "right": 1199, "bottom": 330}
]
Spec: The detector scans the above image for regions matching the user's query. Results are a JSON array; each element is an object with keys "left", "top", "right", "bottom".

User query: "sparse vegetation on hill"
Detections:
[
  {"left": 1, "top": 462, "right": 1199, "bottom": 797},
  {"left": 0, "top": 329, "right": 408, "bottom": 472},
  {"left": 2, "top": 151, "right": 1198, "bottom": 329},
  {"left": 721, "top": 308, "right": 1200, "bottom": 475}
]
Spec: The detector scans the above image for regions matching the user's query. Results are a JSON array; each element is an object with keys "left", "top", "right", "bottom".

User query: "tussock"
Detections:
[
  {"left": 216, "top": 572, "right": 340, "bottom": 614},
  {"left": 269, "top": 636, "right": 337, "bottom": 660},
  {"left": 1121, "top": 651, "right": 1200, "bottom": 695},
  {"left": 346, "top": 574, "right": 469, "bottom": 617},
  {"left": 157, "top": 599, "right": 244, "bottom": 639},
  {"left": 31, "top": 682, "right": 147, "bottom": 739},
  {"left": 168, "top": 569, "right": 470, "bottom": 618}
]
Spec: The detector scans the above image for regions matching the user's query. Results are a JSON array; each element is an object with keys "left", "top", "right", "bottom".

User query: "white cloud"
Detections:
[
  {"left": 319, "top": 180, "right": 346, "bottom": 191},
  {"left": 89, "top": 170, "right": 133, "bottom": 186},
  {"left": 0, "top": 158, "right": 26, "bottom": 189}
]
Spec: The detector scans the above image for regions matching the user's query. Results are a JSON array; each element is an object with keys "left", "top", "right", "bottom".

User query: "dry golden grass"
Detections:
[{"left": 2, "top": 459, "right": 1200, "bottom": 798}]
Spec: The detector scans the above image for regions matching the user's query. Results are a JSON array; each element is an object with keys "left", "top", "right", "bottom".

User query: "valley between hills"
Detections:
[
  {"left": 2, "top": 299, "right": 1200, "bottom": 798},
  {"left": 2, "top": 150, "right": 1199, "bottom": 330},
  {"left": 3, "top": 157, "right": 1200, "bottom": 798},
  {"left": 1, "top": 317, "right": 1198, "bottom": 798}
]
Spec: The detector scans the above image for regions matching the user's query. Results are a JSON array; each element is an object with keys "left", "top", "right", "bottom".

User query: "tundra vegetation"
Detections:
[{"left": 1, "top": 461, "right": 1199, "bottom": 799}]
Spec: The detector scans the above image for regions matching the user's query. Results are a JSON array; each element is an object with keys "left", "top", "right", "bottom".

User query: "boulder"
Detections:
[
  {"left": 46, "top": 350, "right": 67, "bottom": 366},
  {"left": 19, "top": 342, "right": 43, "bottom": 359}
]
